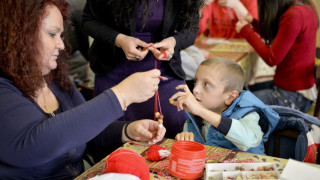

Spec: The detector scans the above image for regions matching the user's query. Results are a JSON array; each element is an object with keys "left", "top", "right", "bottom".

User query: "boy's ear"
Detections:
[{"left": 225, "top": 90, "right": 239, "bottom": 105}]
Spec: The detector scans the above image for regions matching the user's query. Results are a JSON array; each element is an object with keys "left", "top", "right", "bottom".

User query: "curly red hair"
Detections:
[{"left": 0, "top": 0, "right": 72, "bottom": 99}]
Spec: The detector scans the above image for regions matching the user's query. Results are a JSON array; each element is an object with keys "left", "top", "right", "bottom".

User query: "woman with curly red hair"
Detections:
[{"left": 0, "top": 0, "right": 165, "bottom": 179}]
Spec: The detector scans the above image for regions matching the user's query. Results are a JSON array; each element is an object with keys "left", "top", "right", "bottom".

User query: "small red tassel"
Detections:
[{"left": 146, "top": 144, "right": 170, "bottom": 161}]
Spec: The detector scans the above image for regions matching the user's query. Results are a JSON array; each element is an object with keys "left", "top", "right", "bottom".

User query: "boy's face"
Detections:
[{"left": 193, "top": 65, "right": 229, "bottom": 114}]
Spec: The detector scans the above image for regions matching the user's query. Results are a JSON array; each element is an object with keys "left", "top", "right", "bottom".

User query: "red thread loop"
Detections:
[
  {"left": 154, "top": 56, "right": 163, "bottom": 123},
  {"left": 161, "top": 51, "right": 167, "bottom": 59}
]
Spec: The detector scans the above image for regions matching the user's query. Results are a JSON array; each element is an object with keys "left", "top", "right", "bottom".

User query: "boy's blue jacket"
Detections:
[{"left": 186, "top": 90, "right": 280, "bottom": 155}]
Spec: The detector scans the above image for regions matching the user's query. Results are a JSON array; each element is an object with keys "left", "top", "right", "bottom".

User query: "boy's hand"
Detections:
[
  {"left": 175, "top": 132, "right": 194, "bottom": 141},
  {"left": 169, "top": 85, "right": 203, "bottom": 115}
]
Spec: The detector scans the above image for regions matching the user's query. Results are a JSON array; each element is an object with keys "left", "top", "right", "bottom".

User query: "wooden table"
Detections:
[
  {"left": 194, "top": 37, "right": 254, "bottom": 62},
  {"left": 194, "top": 37, "right": 259, "bottom": 88},
  {"left": 75, "top": 139, "right": 297, "bottom": 180}
]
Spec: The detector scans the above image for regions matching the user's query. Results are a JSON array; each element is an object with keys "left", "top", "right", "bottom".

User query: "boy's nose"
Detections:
[{"left": 193, "top": 84, "right": 200, "bottom": 94}]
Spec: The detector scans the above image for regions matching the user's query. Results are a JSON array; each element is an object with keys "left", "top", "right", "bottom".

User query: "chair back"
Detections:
[{"left": 265, "top": 105, "right": 320, "bottom": 163}]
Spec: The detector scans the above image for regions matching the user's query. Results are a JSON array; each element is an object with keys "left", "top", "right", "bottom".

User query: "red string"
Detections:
[
  {"left": 155, "top": 54, "right": 157, "bottom": 69},
  {"left": 157, "top": 92, "right": 162, "bottom": 114},
  {"left": 128, "top": 140, "right": 152, "bottom": 147},
  {"left": 154, "top": 56, "right": 159, "bottom": 120},
  {"left": 154, "top": 55, "right": 163, "bottom": 117},
  {"left": 154, "top": 91, "right": 158, "bottom": 120}
]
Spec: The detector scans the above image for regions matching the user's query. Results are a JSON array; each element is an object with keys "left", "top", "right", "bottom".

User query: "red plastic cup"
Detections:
[{"left": 169, "top": 141, "right": 206, "bottom": 179}]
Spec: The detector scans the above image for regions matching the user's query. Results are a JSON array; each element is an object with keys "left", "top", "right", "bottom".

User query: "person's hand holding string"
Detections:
[
  {"left": 115, "top": 33, "right": 150, "bottom": 61},
  {"left": 148, "top": 37, "right": 176, "bottom": 61},
  {"left": 111, "top": 69, "right": 161, "bottom": 111}
]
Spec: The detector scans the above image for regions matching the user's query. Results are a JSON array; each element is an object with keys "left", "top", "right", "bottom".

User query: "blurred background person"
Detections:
[
  {"left": 199, "top": 0, "right": 258, "bottom": 38},
  {"left": 236, "top": 0, "right": 319, "bottom": 112},
  {"left": 66, "top": 0, "right": 94, "bottom": 87}
]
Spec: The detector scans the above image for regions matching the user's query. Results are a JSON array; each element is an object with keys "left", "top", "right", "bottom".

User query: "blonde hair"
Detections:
[{"left": 200, "top": 58, "right": 244, "bottom": 93}]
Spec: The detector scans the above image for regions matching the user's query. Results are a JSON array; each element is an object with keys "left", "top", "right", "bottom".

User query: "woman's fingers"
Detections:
[
  {"left": 150, "top": 37, "right": 175, "bottom": 61},
  {"left": 128, "top": 120, "right": 166, "bottom": 144},
  {"left": 116, "top": 69, "right": 161, "bottom": 105}
]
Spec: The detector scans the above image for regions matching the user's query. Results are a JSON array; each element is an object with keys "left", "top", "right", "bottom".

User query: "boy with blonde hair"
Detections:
[{"left": 170, "top": 58, "right": 279, "bottom": 154}]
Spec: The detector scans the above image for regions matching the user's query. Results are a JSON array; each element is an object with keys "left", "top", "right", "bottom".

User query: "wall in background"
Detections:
[
  {"left": 311, "top": 0, "right": 320, "bottom": 62},
  {"left": 312, "top": 0, "right": 320, "bottom": 46}
]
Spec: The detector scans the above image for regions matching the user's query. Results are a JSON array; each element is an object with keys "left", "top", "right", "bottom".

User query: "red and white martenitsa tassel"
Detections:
[{"left": 146, "top": 144, "right": 170, "bottom": 161}]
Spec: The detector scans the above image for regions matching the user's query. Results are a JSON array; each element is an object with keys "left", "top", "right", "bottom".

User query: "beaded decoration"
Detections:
[{"left": 151, "top": 45, "right": 165, "bottom": 127}]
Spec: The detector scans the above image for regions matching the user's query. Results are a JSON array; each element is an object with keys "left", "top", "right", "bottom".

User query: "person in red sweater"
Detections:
[
  {"left": 236, "top": 0, "right": 319, "bottom": 112},
  {"left": 199, "top": 0, "right": 258, "bottom": 38}
]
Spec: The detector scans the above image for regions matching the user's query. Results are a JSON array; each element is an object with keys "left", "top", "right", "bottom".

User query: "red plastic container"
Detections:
[{"left": 169, "top": 141, "right": 206, "bottom": 179}]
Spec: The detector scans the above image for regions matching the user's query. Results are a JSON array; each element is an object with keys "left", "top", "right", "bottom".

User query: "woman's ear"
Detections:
[{"left": 225, "top": 90, "right": 239, "bottom": 105}]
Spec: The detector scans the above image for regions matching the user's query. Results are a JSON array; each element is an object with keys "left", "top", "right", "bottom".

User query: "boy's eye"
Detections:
[{"left": 205, "top": 82, "right": 212, "bottom": 87}]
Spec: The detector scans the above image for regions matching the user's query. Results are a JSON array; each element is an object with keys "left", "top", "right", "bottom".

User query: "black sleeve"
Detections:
[
  {"left": 216, "top": 116, "right": 233, "bottom": 135},
  {"left": 82, "top": 0, "right": 119, "bottom": 45}
]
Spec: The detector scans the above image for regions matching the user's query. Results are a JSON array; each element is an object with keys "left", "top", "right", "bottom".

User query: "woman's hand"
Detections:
[
  {"left": 243, "top": 15, "right": 253, "bottom": 24},
  {"left": 236, "top": 19, "right": 249, "bottom": 33},
  {"left": 205, "top": 0, "right": 215, "bottom": 5},
  {"left": 124, "top": 120, "right": 166, "bottom": 144},
  {"left": 219, "top": 0, "right": 250, "bottom": 19},
  {"left": 169, "top": 85, "right": 203, "bottom": 116},
  {"left": 218, "top": 0, "right": 239, "bottom": 8},
  {"left": 112, "top": 69, "right": 160, "bottom": 110},
  {"left": 149, "top": 37, "right": 176, "bottom": 61},
  {"left": 175, "top": 132, "right": 194, "bottom": 141},
  {"left": 115, "top": 33, "right": 149, "bottom": 61}
]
